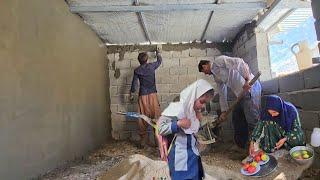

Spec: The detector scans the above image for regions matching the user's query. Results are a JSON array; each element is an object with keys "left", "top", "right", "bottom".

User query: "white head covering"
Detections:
[{"left": 161, "top": 79, "right": 214, "bottom": 134}]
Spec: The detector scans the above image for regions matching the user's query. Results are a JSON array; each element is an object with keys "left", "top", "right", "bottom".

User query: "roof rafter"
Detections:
[{"left": 70, "top": 2, "right": 266, "bottom": 13}]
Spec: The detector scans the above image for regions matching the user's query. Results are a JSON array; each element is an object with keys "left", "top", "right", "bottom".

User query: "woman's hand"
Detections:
[
  {"left": 177, "top": 118, "right": 191, "bottom": 129},
  {"left": 275, "top": 137, "right": 287, "bottom": 150}
]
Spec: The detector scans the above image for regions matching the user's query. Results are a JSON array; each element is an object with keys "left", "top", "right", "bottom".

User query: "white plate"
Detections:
[
  {"left": 240, "top": 164, "right": 261, "bottom": 176},
  {"left": 258, "top": 154, "right": 270, "bottom": 165}
]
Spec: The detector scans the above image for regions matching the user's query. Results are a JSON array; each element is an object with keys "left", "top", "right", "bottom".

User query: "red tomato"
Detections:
[
  {"left": 255, "top": 156, "right": 261, "bottom": 162},
  {"left": 258, "top": 151, "right": 264, "bottom": 157},
  {"left": 247, "top": 166, "right": 256, "bottom": 173},
  {"left": 243, "top": 163, "right": 250, "bottom": 171}
]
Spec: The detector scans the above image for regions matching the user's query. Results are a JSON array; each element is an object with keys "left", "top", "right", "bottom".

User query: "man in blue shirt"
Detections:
[{"left": 130, "top": 50, "right": 162, "bottom": 148}]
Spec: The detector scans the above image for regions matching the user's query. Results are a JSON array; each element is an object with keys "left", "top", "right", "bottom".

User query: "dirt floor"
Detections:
[{"left": 40, "top": 140, "right": 320, "bottom": 180}]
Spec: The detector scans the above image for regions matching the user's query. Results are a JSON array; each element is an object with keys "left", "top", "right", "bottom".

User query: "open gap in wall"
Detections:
[{"left": 267, "top": 8, "right": 319, "bottom": 77}]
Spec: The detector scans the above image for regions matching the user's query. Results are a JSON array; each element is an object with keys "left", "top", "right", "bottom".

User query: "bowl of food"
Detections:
[{"left": 289, "top": 146, "right": 314, "bottom": 165}]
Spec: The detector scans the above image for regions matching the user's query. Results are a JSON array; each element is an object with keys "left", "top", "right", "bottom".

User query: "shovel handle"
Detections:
[{"left": 225, "top": 71, "right": 261, "bottom": 116}]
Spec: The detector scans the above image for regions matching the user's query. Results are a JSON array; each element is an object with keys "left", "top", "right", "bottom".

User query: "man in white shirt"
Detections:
[{"left": 198, "top": 55, "right": 261, "bottom": 148}]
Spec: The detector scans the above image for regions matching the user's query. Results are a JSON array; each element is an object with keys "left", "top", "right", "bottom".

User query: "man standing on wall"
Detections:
[
  {"left": 198, "top": 55, "right": 261, "bottom": 149},
  {"left": 130, "top": 50, "right": 162, "bottom": 148}
]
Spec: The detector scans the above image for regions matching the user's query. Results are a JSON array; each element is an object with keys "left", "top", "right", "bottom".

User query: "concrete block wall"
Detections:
[
  {"left": 107, "top": 45, "right": 222, "bottom": 140},
  {"left": 233, "top": 23, "right": 272, "bottom": 81}
]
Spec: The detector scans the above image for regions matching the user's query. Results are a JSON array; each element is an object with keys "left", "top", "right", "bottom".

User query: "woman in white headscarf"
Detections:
[{"left": 157, "top": 79, "right": 215, "bottom": 180}]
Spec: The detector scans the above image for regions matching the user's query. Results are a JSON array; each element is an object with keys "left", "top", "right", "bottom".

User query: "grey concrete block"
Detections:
[
  {"left": 169, "top": 84, "right": 187, "bottom": 93},
  {"left": 156, "top": 67, "right": 170, "bottom": 75},
  {"left": 169, "top": 67, "right": 187, "bottom": 75},
  {"left": 157, "top": 84, "right": 171, "bottom": 93},
  {"left": 160, "top": 93, "right": 179, "bottom": 103},
  {"left": 118, "top": 103, "right": 138, "bottom": 112},
  {"left": 124, "top": 51, "right": 139, "bottom": 60},
  {"left": 115, "top": 60, "right": 131, "bottom": 69},
  {"left": 161, "top": 51, "right": 173, "bottom": 58},
  {"left": 110, "top": 86, "right": 118, "bottom": 96},
  {"left": 303, "top": 64, "right": 320, "bottom": 89},
  {"left": 107, "top": 53, "right": 115, "bottom": 62},
  {"left": 178, "top": 75, "right": 197, "bottom": 85},
  {"left": 261, "top": 78, "right": 279, "bottom": 95},
  {"left": 162, "top": 58, "right": 179, "bottom": 68},
  {"left": 279, "top": 72, "right": 304, "bottom": 93},
  {"left": 190, "top": 48, "right": 206, "bottom": 57},
  {"left": 279, "top": 88, "right": 320, "bottom": 111},
  {"left": 159, "top": 75, "right": 178, "bottom": 84},
  {"left": 180, "top": 57, "right": 199, "bottom": 67},
  {"left": 110, "top": 104, "right": 118, "bottom": 113},
  {"left": 206, "top": 48, "right": 221, "bottom": 57},
  {"left": 299, "top": 110, "right": 320, "bottom": 131},
  {"left": 172, "top": 51, "right": 182, "bottom": 58},
  {"left": 130, "top": 59, "right": 140, "bottom": 68},
  {"left": 181, "top": 49, "right": 190, "bottom": 57}
]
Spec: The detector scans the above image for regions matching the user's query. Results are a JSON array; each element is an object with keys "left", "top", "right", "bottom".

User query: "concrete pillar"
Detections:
[
  {"left": 256, "top": 32, "right": 272, "bottom": 81},
  {"left": 311, "top": 0, "right": 320, "bottom": 51}
]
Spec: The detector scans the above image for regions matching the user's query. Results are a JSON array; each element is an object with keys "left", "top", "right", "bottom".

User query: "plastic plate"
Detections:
[
  {"left": 258, "top": 155, "right": 270, "bottom": 165},
  {"left": 241, "top": 164, "right": 261, "bottom": 176}
]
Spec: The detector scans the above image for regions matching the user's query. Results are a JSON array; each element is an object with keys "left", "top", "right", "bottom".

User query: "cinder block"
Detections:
[
  {"left": 118, "top": 85, "right": 132, "bottom": 95},
  {"left": 110, "top": 104, "right": 118, "bottom": 113},
  {"left": 279, "top": 72, "right": 304, "bottom": 93},
  {"left": 180, "top": 57, "right": 199, "bottom": 67},
  {"left": 111, "top": 114, "right": 126, "bottom": 130},
  {"left": 169, "top": 67, "right": 187, "bottom": 75},
  {"left": 160, "top": 93, "right": 179, "bottom": 103},
  {"left": 187, "top": 67, "right": 202, "bottom": 76},
  {"left": 107, "top": 53, "right": 115, "bottom": 62},
  {"left": 125, "top": 121, "right": 139, "bottom": 131},
  {"left": 157, "top": 84, "right": 171, "bottom": 93},
  {"left": 115, "top": 60, "right": 131, "bottom": 69},
  {"left": 112, "top": 130, "right": 121, "bottom": 140},
  {"left": 159, "top": 75, "right": 178, "bottom": 84},
  {"left": 190, "top": 48, "right": 206, "bottom": 57},
  {"left": 169, "top": 84, "right": 187, "bottom": 93},
  {"left": 161, "top": 51, "right": 172, "bottom": 58},
  {"left": 299, "top": 110, "right": 320, "bottom": 131},
  {"left": 111, "top": 95, "right": 120, "bottom": 104},
  {"left": 156, "top": 67, "right": 170, "bottom": 75},
  {"left": 130, "top": 59, "right": 140, "bottom": 68},
  {"left": 279, "top": 88, "right": 320, "bottom": 111},
  {"left": 172, "top": 51, "right": 182, "bottom": 58},
  {"left": 110, "top": 86, "right": 118, "bottom": 96},
  {"left": 162, "top": 58, "right": 179, "bottom": 68},
  {"left": 181, "top": 49, "right": 190, "bottom": 57},
  {"left": 303, "top": 64, "right": 320, "bottom": 89},
  {"left": 261, "top": 78, "right": 279, "bottom": 95},
  {"left": 124, "top": 51, "right": 139, "bottom": 59},
  {"left": 206, "top": 48, "right": 221, "bottom": 57},
  {"left": 118, "top": 103, "right": 138, "bottom": 112},
  {"left": 178, "top": 75, "right": 197, "bottom": 85}
]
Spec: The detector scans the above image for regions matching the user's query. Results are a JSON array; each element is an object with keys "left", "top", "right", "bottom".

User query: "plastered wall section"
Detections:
[{"left": 0, "top": 0, "right": 110, "bottom": 179}]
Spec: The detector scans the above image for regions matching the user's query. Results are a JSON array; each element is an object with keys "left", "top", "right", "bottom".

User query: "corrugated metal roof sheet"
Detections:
[
  {"left": 67, "top": 0, "right": 267, "bottom": 45},
  {"left": 278, "top": 8, "right": 313, "bottom": 32}
]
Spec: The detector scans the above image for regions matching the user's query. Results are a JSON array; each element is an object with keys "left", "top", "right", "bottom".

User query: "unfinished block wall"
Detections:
[
  {"left": 107, "top": 45, "right": 222, "bottom": 140},
  {"left": 232, "top": 23, "right": 272, "bottom": 81}
]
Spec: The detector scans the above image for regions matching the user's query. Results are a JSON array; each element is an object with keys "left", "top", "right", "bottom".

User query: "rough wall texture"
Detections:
[
  {"left": 107, "top": 44, "right": 222, "bottom": 140},
  {"left": 233, "top": 23, "right": 272, "bottom": 81},
  {"left": 0, "top": 0, "right": 110, "bottom": 179}
]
